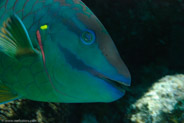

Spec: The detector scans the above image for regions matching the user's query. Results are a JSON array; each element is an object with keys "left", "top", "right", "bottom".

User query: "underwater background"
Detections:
[{"left": 0, "top": 0, "right": 184, "bottom": 123}]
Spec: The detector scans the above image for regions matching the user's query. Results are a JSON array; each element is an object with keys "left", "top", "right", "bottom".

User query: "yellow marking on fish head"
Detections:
[{"left": 40, "top": 25, "right": 48, "bottom": 30}]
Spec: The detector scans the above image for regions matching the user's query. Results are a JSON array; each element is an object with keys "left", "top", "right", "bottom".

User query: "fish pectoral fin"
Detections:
[
  {"left": 0, "top": 14, "right": 38, "bottom": 59},
  {"left": 0, "top": 81, "right": 20, "bottom": 104}
]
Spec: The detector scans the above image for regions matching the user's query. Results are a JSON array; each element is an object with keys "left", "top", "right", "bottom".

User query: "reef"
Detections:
[
  {"left": 0, "top": 100, "right": 74, "bottom": 123},
  {"left": 129, "top": 74, "right": 184, "bottom": 123}
]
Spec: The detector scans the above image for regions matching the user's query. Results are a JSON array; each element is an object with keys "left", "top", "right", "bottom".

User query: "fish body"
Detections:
[{"left": 0, "top": 0, "right": 131, "bottom": 103}]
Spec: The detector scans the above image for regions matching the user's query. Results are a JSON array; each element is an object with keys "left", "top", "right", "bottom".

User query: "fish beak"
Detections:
[{"left": 97, "top": 35, "right": 131, "bottom": 87}]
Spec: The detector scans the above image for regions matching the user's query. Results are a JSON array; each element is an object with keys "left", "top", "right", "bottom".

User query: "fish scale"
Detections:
[
  {"left": 1, "top": 54, "right": 53, "bottom": 101},
  {"left": 0, "top": 0, "right": 62, "bottom": 102},
  {"left": 0, "top": 0, "right": 50, "bottom": 25}
]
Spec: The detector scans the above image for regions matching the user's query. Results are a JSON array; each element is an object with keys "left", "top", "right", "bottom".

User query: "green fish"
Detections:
[{"left": 0, "top": 0, "right": 131, "bottom": 103}]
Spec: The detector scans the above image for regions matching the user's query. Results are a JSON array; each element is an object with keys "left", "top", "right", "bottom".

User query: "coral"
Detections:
[
  {"left": 129, "top": 74, "right": 184, "bottom": 123},
  {"left": 0, "top": 100, "right": 72, "bottom": 123}
]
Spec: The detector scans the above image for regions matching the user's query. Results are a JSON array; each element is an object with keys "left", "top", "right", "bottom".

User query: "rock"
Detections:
[{"left": 129, "top": 74, "right": 184, "bottom": 123}]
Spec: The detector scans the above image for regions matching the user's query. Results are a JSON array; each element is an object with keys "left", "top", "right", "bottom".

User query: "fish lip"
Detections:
[
  {"left": 94, "top": 71, "right": 130, "bottom": 92},
  {"left": 94, "top": 71, "right": 131, "bottom": 86},
  {"left": 99, "top": 76, "right": 128, "bottom": 93},
  {"left": 106, "top": 75, "right": 131, "bottom": 86}
]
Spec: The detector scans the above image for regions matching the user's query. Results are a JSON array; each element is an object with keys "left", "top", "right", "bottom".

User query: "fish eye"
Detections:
[{"left": 80, "top": 29, "right": 96, "bottom": 45}]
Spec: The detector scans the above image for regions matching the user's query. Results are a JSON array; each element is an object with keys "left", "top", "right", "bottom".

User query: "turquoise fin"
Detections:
[
  {"left": 0, "top": 14, "right": 38, "bottom": 58},
  {"left": 0, "top": 81, "right": 20, "bottom": 104}
]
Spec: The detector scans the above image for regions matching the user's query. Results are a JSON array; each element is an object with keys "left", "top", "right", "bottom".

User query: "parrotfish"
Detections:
[{"left": 0, "top": 0, "right": 131, "bottom": 104}]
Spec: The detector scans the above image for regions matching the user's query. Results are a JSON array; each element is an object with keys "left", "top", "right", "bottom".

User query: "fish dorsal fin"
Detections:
[
  {"left": 0, "top": 14, "right": 38, "bottom": 59},
  {"left": 0, "top": 82, "right": 20, "bottom": 104}
]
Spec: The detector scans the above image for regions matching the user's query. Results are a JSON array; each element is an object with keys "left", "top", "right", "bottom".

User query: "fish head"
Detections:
[{"left": 38, "top": 1, "right": 131, "bottom": 102}]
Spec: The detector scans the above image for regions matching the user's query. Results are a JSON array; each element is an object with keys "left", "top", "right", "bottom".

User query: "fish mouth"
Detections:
[
  {"left": 101, "top": 77, "right": 128, "bottom": 93},
  {"left": 92, "top": 70, "right": 130, "bottom": 93}
]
